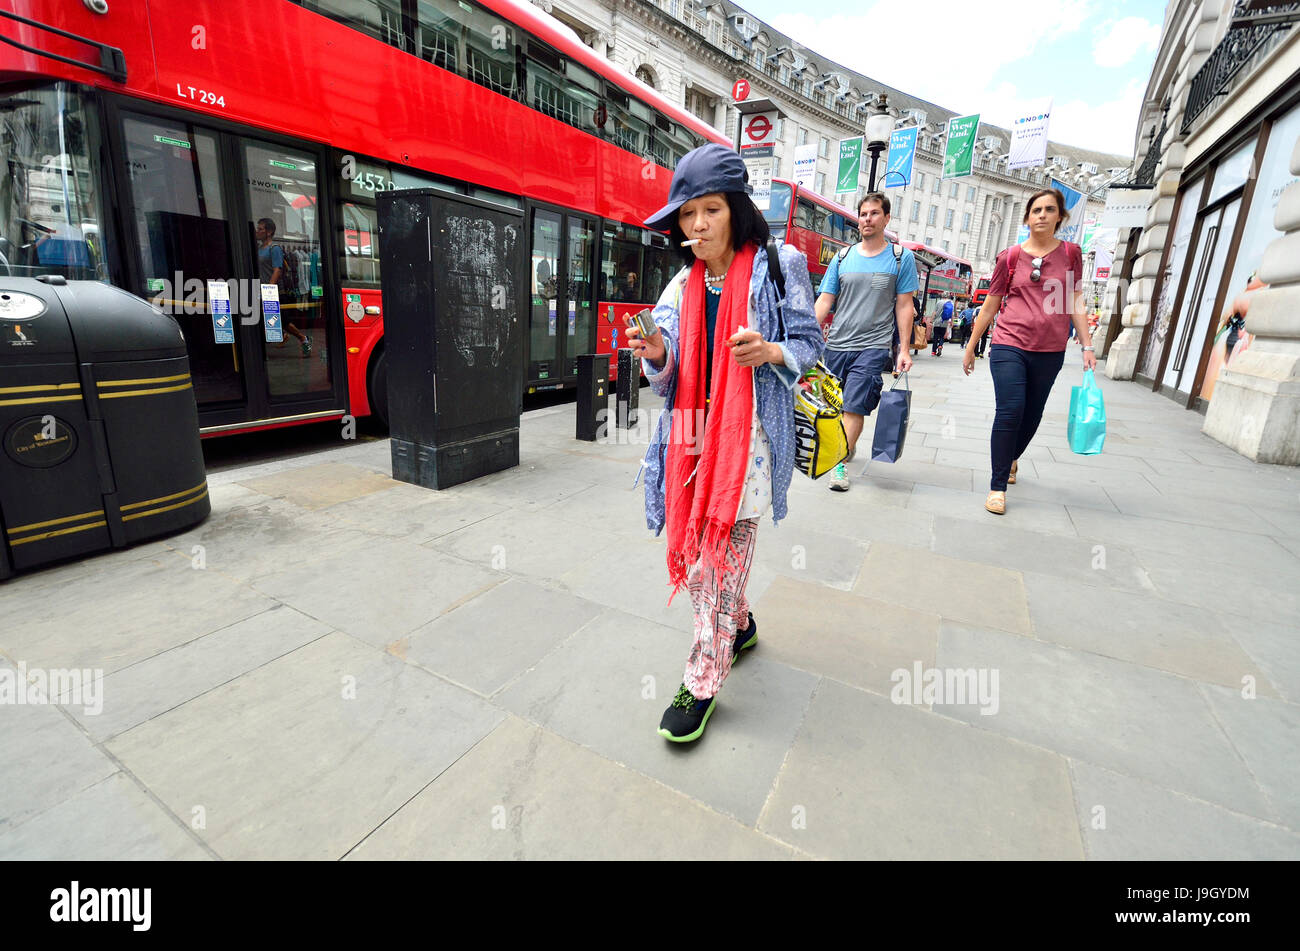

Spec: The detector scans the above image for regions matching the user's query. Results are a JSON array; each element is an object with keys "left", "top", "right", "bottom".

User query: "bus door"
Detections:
[
  {"left": 117, "top": 111, "right": 346, "bottom": 429},
  {"left": 527, "top": 207, "right": 595, "bottom": 387}
]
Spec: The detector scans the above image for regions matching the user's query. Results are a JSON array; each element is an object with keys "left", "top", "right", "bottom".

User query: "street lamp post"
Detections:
[{"left": 865, "top": 95, "right": 893, "bottom": 192}]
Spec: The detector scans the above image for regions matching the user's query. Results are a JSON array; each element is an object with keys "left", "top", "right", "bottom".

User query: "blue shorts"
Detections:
[{"left": 823, "top": 348, "right": 891, "bottom": 416}]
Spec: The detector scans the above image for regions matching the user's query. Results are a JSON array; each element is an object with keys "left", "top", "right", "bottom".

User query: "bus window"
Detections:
[
  {"left": 653, "top": 114, "right": 696, "bottom": 170},
  {"left": 415, "top": 0, "right": 457, "bottom": 70},
  {"left": 601, "top": 221, "right": 642, "bottom": 302},
  {"left": 765, "top": 182, "right": 793, "bottom": 226},
  {"left": 642, "top": 233, "right": 671, "bottom": 302},
  {"left": 795, "top": 198, "right": 816, "bottom": 230},
  {"left": 315, "top": 0, "right": 407, "bottom": 51},
  {"left": 608, "top": 91, "right": 651, "bottom": 158},
  {"left": 829, "top": 213, "right": 845, "bottom": 242},
  {"left": 459, "top": 1, "right": 518, "bottom": 97},
  {"left": 527, "top": 42, "right": 601, "bottom": 136},
  {"left": 0, "top": 83, "right": 110, "bottom": 281}
]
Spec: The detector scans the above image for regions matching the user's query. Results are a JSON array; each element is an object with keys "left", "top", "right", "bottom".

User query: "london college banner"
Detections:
[
  {"left": 943, "top": 114, "right": 980, "bottom": 179},
  {"left": 792, "top": 143, "right": 818, "bottom": 190},
  {"left": 882, "top": 126, "right": 918, "bottom": 188},
  {"left": 1008, "top": 99, "right": 1052, "bottom": 171}
]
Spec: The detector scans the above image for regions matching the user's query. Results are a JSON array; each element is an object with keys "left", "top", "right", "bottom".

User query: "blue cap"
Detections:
[{"left": 644, "top": 144, "right": 750, "bottom": 231}]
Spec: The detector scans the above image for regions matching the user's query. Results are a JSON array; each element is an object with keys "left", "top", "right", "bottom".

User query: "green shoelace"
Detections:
[{"left": 671, "top": 684, "right": 697, "bottom": 709}]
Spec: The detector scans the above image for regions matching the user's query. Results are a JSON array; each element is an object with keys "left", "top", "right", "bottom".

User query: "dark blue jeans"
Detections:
[{"left": 987, "top": 345, "right": 1064, "bottom": 491}]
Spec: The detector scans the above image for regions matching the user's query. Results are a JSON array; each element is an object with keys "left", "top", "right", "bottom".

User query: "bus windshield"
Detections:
[
  {"left": 764, "top": 182, "right": 793, "bottom": 226},
  {"left": 0, "top": 83, "right": 111, "bottom": 281}
]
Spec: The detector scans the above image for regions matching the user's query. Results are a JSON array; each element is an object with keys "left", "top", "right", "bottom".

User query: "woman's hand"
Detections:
[
  {"left": 728, "top": 328, "right": 778, "bottom": 367},
  {"left": 625, "top": 310, "right": 665, "bottom": 367},
  {"left": 1083, "top": 349, "right": 1097, "bottom": 371},
  {"left": 962, "top": 345, "right": 976, "bottom": 376}
]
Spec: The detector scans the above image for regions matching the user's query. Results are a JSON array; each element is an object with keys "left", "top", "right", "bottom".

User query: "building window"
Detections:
[
  {"left": 962, "top": 212, "right": 971, "bottom": 230},
  {"left": 932, "top": 178, "right": 941, "bottom": 194},
  {"left": 925, "top": 235, "right": 933, "bottom": 246},
  {"left": 815, "top": 171, "right": 826, "bottom": 194},
  {"left": 776, "top": 117, "right": 785, "bottom": 138},
  {"left": 959, "top": 242, "right": 966, "bottom": 258},
  {"left": 635, "top": 66, "right": 655, "bottom": 89},
  {"left": 945, "top": 208, "right": 954, "bottom": 227},
  {"left": 916, "top": 172, "right": 925, "bottom": 189},
  {"left": 819, "top": 136, "right": 829, "bottom": 158},
  {"left": 910, "top": 200, "right": 921, "bottom": 222},
  {"left": 797, "top": 126, "right": 808, "bottom": 146},
  {"left": 992, "top": 198, "right": 1001, "bottom": 212},
  {"left": 942, "top": 240, "right": 949, "bottom": 251},
  {"left": 927, "top": 206, "right": 938, "bottom": 225},
  {"left": 966, "top": 185, "right": 976, "bottom": 202}
]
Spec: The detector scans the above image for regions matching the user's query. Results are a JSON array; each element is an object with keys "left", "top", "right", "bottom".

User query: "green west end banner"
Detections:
[
  {"left": 836, "top": 137, "right": 863, "bottom": 195},
  {"left": 943, "top": 114, "right": 980, "bottom": 179}
]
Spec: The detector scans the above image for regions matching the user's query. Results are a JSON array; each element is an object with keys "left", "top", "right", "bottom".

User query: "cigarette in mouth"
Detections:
[{"left": 680, "top": 239, "right": 702, "bottom": 247}]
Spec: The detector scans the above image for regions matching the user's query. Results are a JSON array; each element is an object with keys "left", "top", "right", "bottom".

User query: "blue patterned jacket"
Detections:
[{"left": 637, "top": 242, "right": 824, "bottom": 534}]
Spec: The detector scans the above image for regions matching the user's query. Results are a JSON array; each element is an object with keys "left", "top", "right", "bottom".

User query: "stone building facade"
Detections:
[
  {"left": 1103, "top": 0, "right": 1300, "bottom": 464},
  {"left": 533, "top": 0, "right": 1126, "bottom": 283}
]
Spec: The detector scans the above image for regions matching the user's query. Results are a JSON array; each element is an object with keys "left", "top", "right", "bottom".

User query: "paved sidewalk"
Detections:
[{"left": 2, "top": 353, "right": 1299, "bottom": 860}]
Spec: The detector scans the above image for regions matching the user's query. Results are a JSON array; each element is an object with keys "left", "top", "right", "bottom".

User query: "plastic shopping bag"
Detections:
[
  {"left": 870, "top": 373, "right": 912, "bottom": 463},
  {"left": 1067, "top": 369, "right": 1106, "bottom": 455}
]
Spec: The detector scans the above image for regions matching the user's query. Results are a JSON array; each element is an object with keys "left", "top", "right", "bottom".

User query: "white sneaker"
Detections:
[{"left": 829, "top": 463, "right": 849, "bottom": 492}]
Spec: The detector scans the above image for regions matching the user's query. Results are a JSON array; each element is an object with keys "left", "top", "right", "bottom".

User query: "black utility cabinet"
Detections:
[{"left": 378, "top": 189, "right": 524, "bottom": 489}]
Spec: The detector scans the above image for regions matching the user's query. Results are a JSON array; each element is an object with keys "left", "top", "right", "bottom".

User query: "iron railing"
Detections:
[{"left": 1182, "top": 2, "right": 1298, "bottom": 133}]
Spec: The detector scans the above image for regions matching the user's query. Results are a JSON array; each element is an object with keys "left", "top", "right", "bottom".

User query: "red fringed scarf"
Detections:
[{"left": 664, "top": 243, "right": 756, "bottom": 599}]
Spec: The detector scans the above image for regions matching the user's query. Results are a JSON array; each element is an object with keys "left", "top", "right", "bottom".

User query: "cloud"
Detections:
[
  {"left": 761, "top": 0, "right": 1145, "bottom": 154},
  {"left": 1093, "top": 16, "right": 1161, "bottom": 68}
]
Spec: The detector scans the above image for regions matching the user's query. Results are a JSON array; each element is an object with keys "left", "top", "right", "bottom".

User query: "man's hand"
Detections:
[
  {"left": 1083, "top": 350, "right": 1097, "bottom": 371},
  {"left": 896, "top": 350, "right": 913, "bottom": 373}
]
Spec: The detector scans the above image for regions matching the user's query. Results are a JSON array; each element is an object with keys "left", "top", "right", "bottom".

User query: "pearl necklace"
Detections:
[{"left": 704, "top": 270, "right": 725, "bottom": 296}]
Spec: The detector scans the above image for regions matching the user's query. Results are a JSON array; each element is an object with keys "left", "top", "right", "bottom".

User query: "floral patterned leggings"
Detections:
[{"left": 683, "top": 518, "right": 759, "bottom": 700}]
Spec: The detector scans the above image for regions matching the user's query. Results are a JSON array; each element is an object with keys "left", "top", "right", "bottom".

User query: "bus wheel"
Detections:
[{"left": 368, "top": 347, "right": 389, "bottom": 429}]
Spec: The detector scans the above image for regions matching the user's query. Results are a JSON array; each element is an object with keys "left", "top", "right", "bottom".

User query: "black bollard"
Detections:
[
  {"left": 576, "top": 353, "right": 608, "bottom": 442},
  {"left": 616, "top": 347, "right": 639, "bottom": 430}
]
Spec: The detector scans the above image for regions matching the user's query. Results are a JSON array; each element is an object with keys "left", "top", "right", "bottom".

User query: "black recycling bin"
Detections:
[
  {"left": 575, "top": 353, "right": 608, "bottom": 441},
  {"left": 378, "top": 189, "right": 524, "bottom": 489},
  {"left": 0, "top": 277, "right": 209, "bottom": 579}
]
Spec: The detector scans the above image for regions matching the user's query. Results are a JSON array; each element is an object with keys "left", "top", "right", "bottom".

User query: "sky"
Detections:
[{"left": 730, "top": 0, "right": 1166, "bottom": 157}]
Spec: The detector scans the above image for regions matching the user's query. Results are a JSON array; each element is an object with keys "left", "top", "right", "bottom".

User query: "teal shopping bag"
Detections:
[{"left": 1067, "top": 369, "right": 1106, "bottom": 455}]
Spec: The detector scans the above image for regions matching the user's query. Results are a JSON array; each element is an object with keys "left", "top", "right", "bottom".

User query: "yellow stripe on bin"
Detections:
[
  {"left": 7, "top": 508, "right": 107, "bottom": 535},
  {"left": 97, "top": 382, "right": 193, "bottom": 400},
  {"left": 119, "top": 481, "right": 208, "bottom": 512},
  {"left": 121, "top": 488, "right": 209, "bottom": 523},
  {"left": 0, "top": 394, "right": 82, "bottom": 407},
  {"left": 97, "top": 373, "right": 191, "bottom": 388},
  {"left": 9, "top": 520, "right": 109, "bottom": 546},
  {"left": 0, "top": 382, "right": 81, "bottom": 395}
]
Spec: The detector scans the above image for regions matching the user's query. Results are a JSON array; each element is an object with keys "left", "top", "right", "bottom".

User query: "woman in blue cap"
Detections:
[{"left": 628, "top": 144, "right": 823, "bottom": 743}]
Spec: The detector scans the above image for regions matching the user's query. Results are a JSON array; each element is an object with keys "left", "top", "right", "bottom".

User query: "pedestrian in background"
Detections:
[
  {"left": 629, "top": 144, "right": 823, "bottom": 744},
  {"left": 814, "top": 193, "right": 918, "bottom": 492},
  {"left": 962, "top": 188, "right": 1096, "bottom": 515},
  {"left": 931, "top": 295, "right": 953, "bottom": 356},
  {"left": 958, "top": 302, "right": 976, "bottom": 349}
]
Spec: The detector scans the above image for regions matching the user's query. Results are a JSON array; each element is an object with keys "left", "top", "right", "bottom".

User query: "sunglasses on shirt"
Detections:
[{"left": 1030, "top": 257, "right": 1044, "bottom": 282}]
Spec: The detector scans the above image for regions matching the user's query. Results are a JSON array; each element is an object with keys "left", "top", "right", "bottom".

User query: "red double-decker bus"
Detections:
[
  {"left": 0, "top": 0, "right": 725, "bottom": 434},
  {"left": 763, "top": 180, "right": 859, "bottom": 294}
]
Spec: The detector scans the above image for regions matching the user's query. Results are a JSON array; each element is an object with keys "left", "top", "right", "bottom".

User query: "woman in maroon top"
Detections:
[{"left": 961, "top": 189, "right": 1097, "bottom": 514}]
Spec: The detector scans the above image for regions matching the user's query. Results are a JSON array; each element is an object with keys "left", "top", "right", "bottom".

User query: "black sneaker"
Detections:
[
  {"left": 732, "top": 612, "right": 758, "bottom": 657},
  {"left": 658, "top": 683, "right": 716, "bottom": 743}
]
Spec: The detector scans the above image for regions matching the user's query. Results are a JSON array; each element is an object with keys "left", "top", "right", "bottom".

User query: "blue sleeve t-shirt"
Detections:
[{"left": 820, "top": 243, "right": 919, "bottom": 352}]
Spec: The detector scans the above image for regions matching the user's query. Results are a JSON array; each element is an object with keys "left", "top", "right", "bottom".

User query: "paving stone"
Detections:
[
  {"left": 757, "top": 679, "right": 1083, "bottom": 859},
  {"left": 929, "top": 516, "right": 1149, "bottom": 592},
  {"left": 1070, "top": 761, "right": 1300, "bottom": 860},
  {"left": 1, "top": 554, "right": 276, "bottom": 675},
  {"left": 1023, "top": 572, "right": 1278, "bottom": 691},
  {"left": 1102, "top": 486, "right": 1275, "bottom": 534},
  {"left": 67, "top": 604, "right": 332, "bottom": 742},
  {"left": 237, "top": 461, "right": 397, "bottom": 511},
  {"left": 324, "top": 482, "right": 509, "bottom": 543},
  {"left": 933, "top": 447, "right": 994, "bottom": 471},
  {"left": 106, "top": 632, "right": 503, "bottom": 860},
  {"left": 252, "top": 537, "right": 504, "bottom": 649},
  {"left": 1199, "top": 685, "right": 1300, "bottom": 830},
  {"left": 751, "top": 575, "right": 939, "bottom": 696},
  {"left": 0, "top": 773, "right": 209, "bottom": 860},
  {"left": 1134, "top": 554, "right": 1300, "bottom": 631},
  {"left": 859, "top": 458, "right": 973, "bottom": 491},
  {"left": 0, "top": 689, "right": 117, "bottom": 832},
  {"left": 907, "top": 483, "right": 1077, "bottom": 536},
  {"left": 933, "top": 622, "right": 1276, "bottom": 820},
  {"left": 495, "top": 608, "right": 818, "bottom": 825},
  {"left": 1067, "top": 505, "right": 1299, "bottom": 568},
  {"left": 347, "top": 718, "right": 796, "bottom": 860},
  {"left": 403, "top": 578, "right": 604, "bottom": 696},
  {"left": 853, "top": 541, "right": 1032, "bottom": 634}
]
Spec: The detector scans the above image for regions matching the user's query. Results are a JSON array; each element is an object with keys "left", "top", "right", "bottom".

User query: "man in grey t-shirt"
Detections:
[{"left": 814, "top": 193, "right": 918, "bottom": 491}]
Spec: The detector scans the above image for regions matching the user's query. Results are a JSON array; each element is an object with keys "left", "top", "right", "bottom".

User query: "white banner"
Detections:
[
  {"left": 1098, "top": 187, "right": 1154, "bottom": 229},
  {"left": 792, "top": 143, "right": 818, "bottom": 190},
  {"left": 1008, "top": 98, "right": 1052, "bottom": 171}
]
